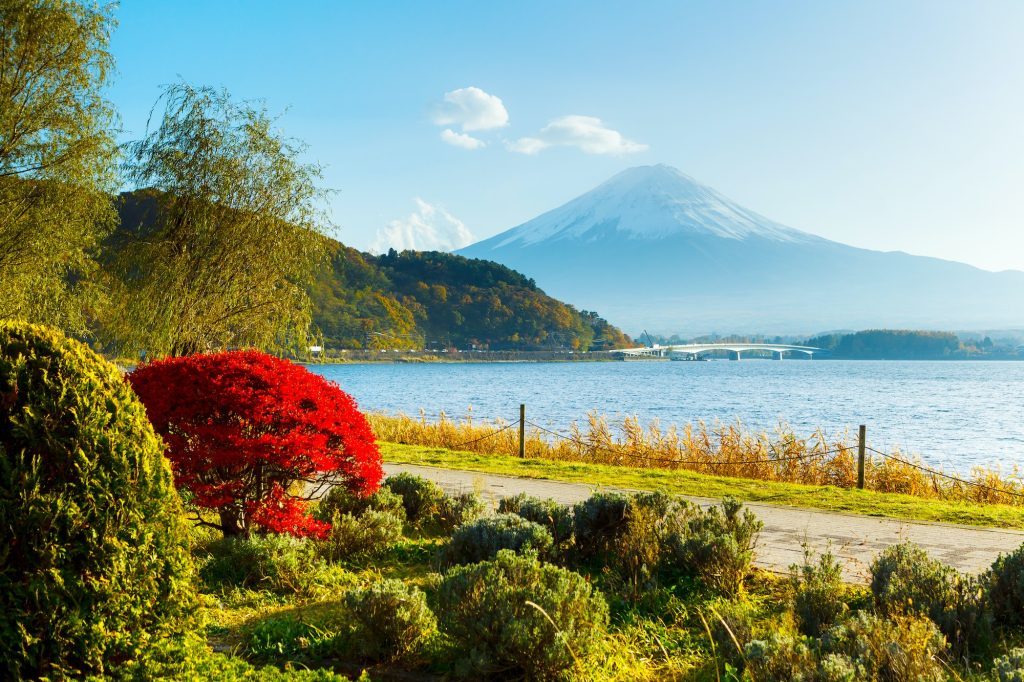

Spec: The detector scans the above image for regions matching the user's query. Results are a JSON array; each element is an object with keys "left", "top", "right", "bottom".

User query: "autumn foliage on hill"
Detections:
[{"left": 129, "top": 351, "right": 382, "bottom": 538}]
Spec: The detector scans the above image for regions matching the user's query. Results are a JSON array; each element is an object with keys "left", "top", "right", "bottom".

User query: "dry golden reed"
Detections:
[{"left": 368, "top": 410, "right": 1024, "bottom": 506}]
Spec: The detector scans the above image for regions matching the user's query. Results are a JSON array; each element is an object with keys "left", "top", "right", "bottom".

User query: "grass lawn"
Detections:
[{"left": 381, "top": 442, "right": 1024, "bottom": 529}]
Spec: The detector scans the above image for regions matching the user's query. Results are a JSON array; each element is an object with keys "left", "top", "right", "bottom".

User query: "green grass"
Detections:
[{"left": 381, "top": 442, "right": 1024, "bottom": 529}]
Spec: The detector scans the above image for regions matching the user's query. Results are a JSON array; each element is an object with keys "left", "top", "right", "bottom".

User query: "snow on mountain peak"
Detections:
[{"left": 489, "top": 164, "right": 818, "bottom": 248}]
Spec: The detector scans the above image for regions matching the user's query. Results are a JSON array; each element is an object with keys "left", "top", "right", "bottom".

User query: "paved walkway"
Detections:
[{"left": 384, "top": 463, "right": 1024, "bottom": 583}]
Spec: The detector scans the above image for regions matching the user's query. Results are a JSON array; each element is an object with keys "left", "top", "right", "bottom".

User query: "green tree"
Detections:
[
  {"left": 0, "top": 0, "right": 118, "bottom": 332},
  {"left": 106, "top": 84, "right": 328, "bottom": 356}
]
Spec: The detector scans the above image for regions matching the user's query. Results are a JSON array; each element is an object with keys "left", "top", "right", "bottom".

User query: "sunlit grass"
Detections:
[{"left": 369, "top": 411, "right": 1024, "bottom": 507}]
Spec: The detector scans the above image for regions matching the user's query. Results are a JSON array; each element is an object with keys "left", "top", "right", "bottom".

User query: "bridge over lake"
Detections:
[{"left": 616, "top": 342, "right": 825, "bottom": 360}]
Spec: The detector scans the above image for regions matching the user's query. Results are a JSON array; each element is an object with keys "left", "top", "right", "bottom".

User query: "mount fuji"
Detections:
[{"left": 458, "top": 165, "right": 1024, "bottom": 335}]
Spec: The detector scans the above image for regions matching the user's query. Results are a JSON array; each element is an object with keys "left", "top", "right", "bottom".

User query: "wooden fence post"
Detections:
[
  {"left": 857, "top": 424, "right": 866, "bottom": 489},
  {"left": 519, "top": 404, "right": 526, "bottom": 458}
]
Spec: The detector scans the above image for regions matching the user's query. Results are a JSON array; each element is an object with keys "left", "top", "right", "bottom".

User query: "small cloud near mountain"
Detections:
[
  {"left": 508, "top": 115, "right": 647, "bottom": 155},
  {"left": 440, "top": 128, "right": 486, "bottom": 149},
  {"left": 371, "top": 198, "right": 474, "bottom": 254},
  {"left": 432, "top": 87, "right": 508, "bottom": 151}
]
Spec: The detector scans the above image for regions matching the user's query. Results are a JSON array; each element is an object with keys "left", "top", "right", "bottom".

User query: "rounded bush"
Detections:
[
  {"left": 436, "top": 491, "right": 487, "bottom": 532},
  {"left": 664, "top": 497, "right": 762, "bottom": 595},
  {"left": 384, "top": 472, "right": 446, "bottom": 524},
  {"left": 992, "top": 648, "right": 1024, "bottom": 682},
  {"left": 987, "top": 543, "right": 1024, "bottom": 629},
  {"left": 437, "top": 549, "right": 610, "bottom": 679},
  {"left": 439, "top": 513, "right": 553, "bottom": 566},
  {"left": 0, "top": 321, "right": 196, "bottom": 678},
  {"left": 790, "top": 549, "right": 848, "bottom": 638},
  {"left": 343, "top": 579, "right": 437, "bottom": 662},
  {"left": 315, "top": 486, "right": 406, "bottom": 524},
  {"left": 499, "top": 493, "right": 574, "bottom": 547},
  {"left": 319, "top": 510, "right": 404, "bottom": 562},
  {"left": 870, "top": 541, "right": 989, "bottom": 656}
]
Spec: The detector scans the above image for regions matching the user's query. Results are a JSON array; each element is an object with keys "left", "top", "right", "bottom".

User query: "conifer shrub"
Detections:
[
  {"left": 436, "top": 490, "right": 487, "bottom": 532},
  {"left": 384, "top": 472, "right": 446, "bottom": 524},
  {"left": 871, "top": 542, "right": 990, "bottom": 657},
  {"left": 200, "top": 534, "right": 350, "bottom": 595},
  {"left": 342, "top": 579, "right": 437, "bottom": 662},
  {"left": 319, "top": 510, "right": 404, "bottom": 563},
  {"left": 439, "top": 513, "right": 553, "bottom": 567},
  {"left": 0, "top": 321, "right": 196, "bottom": 679},
  {"left": 664, "top": 497, "right": 762, "bottom": 595},
  {"left": 437, "top": 550, "right": 610, "bottom": 679},
  {"left": 986, "top": 543, "right": 1024, "bottom": 630},
  {"left": 790, "top": 549, "right": 849, "bottom": 638},
  {"left": 314, "top": 486, "right": 406, "bottom": 524},
  {"left": 499, "top": 493, "right": 574, "bottom": 547}
]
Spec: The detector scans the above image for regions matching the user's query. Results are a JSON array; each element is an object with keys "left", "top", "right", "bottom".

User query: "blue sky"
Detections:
[{"left": 108, "top": 1, "right": 1024, "bottom": 271}]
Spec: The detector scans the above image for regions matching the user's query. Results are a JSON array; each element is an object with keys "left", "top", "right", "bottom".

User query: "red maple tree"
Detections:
[{"left": 129, "top": 350, "right": 383, "bottom": 538}]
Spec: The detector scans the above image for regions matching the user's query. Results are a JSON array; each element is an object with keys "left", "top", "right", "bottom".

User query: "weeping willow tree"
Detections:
[
  {"left": 106, "top": 84, "right": 329, "bottom": 357},
  {"left": 0, "top": 0, "right": 118, "bottom": 332}
]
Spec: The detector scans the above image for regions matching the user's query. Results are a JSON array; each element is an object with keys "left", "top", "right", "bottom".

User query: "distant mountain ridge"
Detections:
[
  {"left": 459, "top": 165, "right": 1024, "bottom": 334},
  {"left": 112, "top": 190, "right": 629, "bottom": 351}
]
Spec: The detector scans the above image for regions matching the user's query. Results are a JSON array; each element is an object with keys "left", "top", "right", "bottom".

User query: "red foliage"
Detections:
[{"left": 128, "top": 350, "right": 382, "bottom": 538}]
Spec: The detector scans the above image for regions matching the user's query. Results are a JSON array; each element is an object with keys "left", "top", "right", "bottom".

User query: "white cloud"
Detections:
[
  {"left": 509, "top": 115, "right": 648, "bottom": 155},
  {"left": 370, "top": 199, "right": 475, "bottom": 254},
  {"left": 440, "top": 128, "right": 485, "bottom": 149},
  {"left": 433, "top": 86, "right": 509, "bottom": 131}
]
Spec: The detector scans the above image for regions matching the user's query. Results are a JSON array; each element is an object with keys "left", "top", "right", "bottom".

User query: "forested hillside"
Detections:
[
  {"left": 115, "top": 191, "right": 628, "bottom": 352},
  {"left": 310, "top": 243, "right": 630, "bottom": 351}
]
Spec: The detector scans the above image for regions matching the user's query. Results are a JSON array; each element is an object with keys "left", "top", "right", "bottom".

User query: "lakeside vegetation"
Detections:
[{"left": 369, "top": 412, "right": 1024, "bottom": 509}]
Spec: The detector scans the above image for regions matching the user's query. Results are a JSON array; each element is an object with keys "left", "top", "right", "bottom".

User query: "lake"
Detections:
[{"left": 308, "top": 360, "right": 1024, "bottom": 472}]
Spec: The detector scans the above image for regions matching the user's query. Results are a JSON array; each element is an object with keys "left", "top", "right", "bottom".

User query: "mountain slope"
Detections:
[
  {"left": 459, "top": 165, "right": 1024, "bottom": 334},
  {"left": 112, "top": 190, "right": 629, "bottom": 351}
]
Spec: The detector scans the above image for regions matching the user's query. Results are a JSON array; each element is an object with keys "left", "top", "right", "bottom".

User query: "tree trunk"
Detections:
[{"left": 218, "top": 507, "right": 248, "bottom": 538}]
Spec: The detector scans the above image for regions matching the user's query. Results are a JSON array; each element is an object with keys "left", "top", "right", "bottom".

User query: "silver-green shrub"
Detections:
[
  {"left": 439, "top": 513, "right": 553, "bottom": 566},
  {"left": 437, "top": 550, "right": 609, "bottom": 679}
]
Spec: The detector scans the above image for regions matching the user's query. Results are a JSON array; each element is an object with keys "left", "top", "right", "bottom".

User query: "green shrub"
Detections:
[
  {"left": 572, "top": 491, "right": 630, "bottom": 560},
  {"left": 439, "top": 513, "right": 553, "bottom": 566},
  {"left": 437, "top": 549, "right": 610, "bottom": 679},
  {"left": 499, "top": 493, "right": 574, "bottom": 547},
  {"left": 987, "top": 543, "right": 1024, "bottom": 630},
  {"left": 314, "top": 486, "right": 405, "bottom": 524},
  {"left": 871, "top": 541, "right": 990, "bottom": 657},
  {"left": 823, "top": 611, "right": 947, "bottom": 682},
  {"left": 436, "top": 491, "right": 487, "bottom": 532},
  {"left": 992, "top": 648, "right": 1024, "bottom": 682},
  {"left": 572, "top": 491, "right": 680, "bottom": 561},
  {"left": 104, "top": 632, "right": 352, "bottom": 680},
  {"left": 318, "top": 510, "right": 403, "bottom": 563},
  {"left": 665, "top": 497, "right": 763, "bottom": 595},
  {"left": 201, "top": 535, "right": 349, "bottom": 595},
  {"left": 384, "top": 472, "right": 446, "bottom": 524},
  {"left": 606, "top": 501, "right": 668, "bottom": 601},
  {"left": 342, "top": 579, "right": 437, "bottom": 662},
  {"left": 0, "top": 321, "right": 197, "bottom": 678},
  {"left": 790, "top": 548, "right": 848, "bottom": 638},
  {"left": 743, "top": 632, "right": 817, "bottom": 681},
  {"left": 707, "top": 600, "right": 756, "bottom": 670},
  {"left": 245, "top": 616, "right": 335, "bottom": 663}
]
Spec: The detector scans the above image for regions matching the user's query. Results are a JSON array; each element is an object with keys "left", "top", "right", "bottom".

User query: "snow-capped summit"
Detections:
[
  {"left": 488, "top": 164, "right": 818, "bottom": 248},
  {"left": 457, "top": 166, "right": 1024, "bottom": 334}
]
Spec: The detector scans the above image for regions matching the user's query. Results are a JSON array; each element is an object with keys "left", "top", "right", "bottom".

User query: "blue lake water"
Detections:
[{"left": 308, "top": 360, "right": 1024, "bottom": 473}]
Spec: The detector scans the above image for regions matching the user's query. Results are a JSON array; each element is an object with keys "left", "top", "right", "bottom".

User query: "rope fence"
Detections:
[{"left": 370, "top": 404, "right": 1024, "bottom": 505}]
